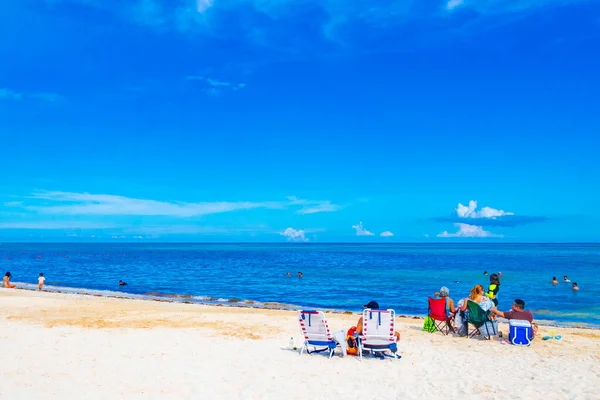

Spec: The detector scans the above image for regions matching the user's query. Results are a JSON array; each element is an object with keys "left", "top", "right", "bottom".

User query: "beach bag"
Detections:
[
  {"left": 509, "top": 320, "right": 533, "bottom": 346},
  {"left": 455, "top": 311, "right": 468, "bottom": 336},
  {"left": 346, "top": 326, "right": 358, "bottom": 355},
  {"left": 422, "top": 316, "right": 437, "bottom": 332},
  {"left": 479, "top": 320, "right": 498, "bottom": 337}
]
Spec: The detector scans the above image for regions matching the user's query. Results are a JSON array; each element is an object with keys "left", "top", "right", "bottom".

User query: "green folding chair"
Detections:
[{"left": 466, "top": 300, "right": 492, "bottom": 340}]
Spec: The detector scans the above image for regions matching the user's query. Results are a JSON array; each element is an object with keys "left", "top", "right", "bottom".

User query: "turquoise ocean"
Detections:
[{"left": 1, "top": 243, "right": 598, "bottom": 328}]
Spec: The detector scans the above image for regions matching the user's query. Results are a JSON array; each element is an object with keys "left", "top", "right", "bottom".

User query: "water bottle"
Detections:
[{"left": 289, "top": 337, "right": 294, "bottom": 349}]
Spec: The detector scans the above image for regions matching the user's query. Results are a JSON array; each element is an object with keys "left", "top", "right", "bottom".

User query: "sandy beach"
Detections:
[{"left": 0, "top": 289, "right": 598, "bottom": 400}]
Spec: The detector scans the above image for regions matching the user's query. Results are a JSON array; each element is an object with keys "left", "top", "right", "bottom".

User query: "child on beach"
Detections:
[
  {"left": 38, "top": 273, "right": 45, "bottom": 291},
  {"left": 486, "top": 273, "right": 500, "bottom": 307},
  {"left": 3, "top": 272, "right": 16, "bottom": 288}
]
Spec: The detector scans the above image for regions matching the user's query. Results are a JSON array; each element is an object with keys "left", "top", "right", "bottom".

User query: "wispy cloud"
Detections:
[
  {"left": 22, "top": 191, "right": 281, "bottom": 217},
  {"left": 281, "top": 227, "right": 308, "bottom": 242},
  {"left": 0, "top": 88, "right": 23, "bottom": 101},
  {"left": 0, "top": 88, "right": 64, "bottom": 103},
  {"left": 352, "top": 221, "right": 374, "bottom": 236},
  {"left": 437, "top": 223, "right": 502, "bottom": 238},
  {"left": 0, "top": 221, "right": 116, "bottom": 230},
  {"left": 6, "top": 190, "right": 341, "bottom": 218},
  {"left": 43, "top": 0, "right": 572, "bottom": 52},
  {"left": 380, "top": 231, "right": 393, "bottom": 237},
  {"left": 286, "top": 196, "right": 342, "bottom": 215},
  {"left": 185, "top": 75, "right": 246, "bottom": 95},
  {"left": 446, "top": 0, "right": 464, "bottom": 11}
]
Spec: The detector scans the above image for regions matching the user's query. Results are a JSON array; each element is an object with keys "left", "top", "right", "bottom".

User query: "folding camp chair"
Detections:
[
  {"left": 297, "top": 310, "right": 340, "bottom": 358},
  {"left": 358, "top": 308, "right": 399, "bottom": 361},
  {"left": 466, "top": 300, "right": 492, "bottom": 340},
  {"left": 427, "top": 297, "right": 455, "bottom": 335}
]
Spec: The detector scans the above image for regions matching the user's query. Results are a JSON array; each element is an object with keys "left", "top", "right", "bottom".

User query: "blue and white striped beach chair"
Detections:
[
  {"left": 358, "top": 308, "right": 399, "bottom": 361},
  {"left": 297, "top": 310, "right": 340, "bottom": 359}
]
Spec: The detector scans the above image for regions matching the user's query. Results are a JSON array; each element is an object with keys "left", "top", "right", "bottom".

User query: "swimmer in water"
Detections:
[
  {"left": 572, "top": 282, "right": 579, "bottom": 291},
  {"left": 297, "top": 272, "right": 303, "bottom": 278},
  {"left": 119, "top": 280, "right": 128, "bottom": 286},
  {"left": 563, "top": 275, "right": 570, "bottom": 283},
  {"left": 286, "top": 272, "right": 291, "bottom": 277},
  {"left": 551, "top": 276, "right": 558, "bottom": 286},
  {"left": 498, "top": 272, "right": 503, "bottom": 277},
  {"left": 483, "top": 271, "right": 488, "bottom": 276}
]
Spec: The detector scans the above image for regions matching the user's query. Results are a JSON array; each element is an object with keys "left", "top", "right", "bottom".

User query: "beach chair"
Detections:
[
  {"left": 297, "top": 310, "right": 340, "bottom": 358},
  {"left": 358, "top": 308, "right": 399, "bottom": 361},
  {"left": 427, "top": 297, "right": 455, "bottom": 335},
  {"left": 466, "top": 300, "right": 492, "bottom": 340}
]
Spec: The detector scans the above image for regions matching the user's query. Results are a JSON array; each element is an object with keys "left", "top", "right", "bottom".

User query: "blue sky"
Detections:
[{"left": 0, "top": 0, "right": 598, "bottom": 242}]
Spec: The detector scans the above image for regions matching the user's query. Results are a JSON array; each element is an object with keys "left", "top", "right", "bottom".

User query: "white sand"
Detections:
[{"left": 1, "top": 289, "right": 599, "bottom": 399}]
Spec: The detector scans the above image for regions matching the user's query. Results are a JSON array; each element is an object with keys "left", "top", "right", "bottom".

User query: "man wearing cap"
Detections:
[{"left": 356, "top": 301, "right": 401, "bottom": 342}]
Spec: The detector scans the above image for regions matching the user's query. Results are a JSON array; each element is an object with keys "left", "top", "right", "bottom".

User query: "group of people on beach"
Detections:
[
  {"left": 433, "top": 272, "right": 538, "bottom": 338},
  {"left": 3, "top": 272, "right": 45, "bottom": 291},
  {"left": 551, "top": 275, "right": 579, "bottom": 290}
]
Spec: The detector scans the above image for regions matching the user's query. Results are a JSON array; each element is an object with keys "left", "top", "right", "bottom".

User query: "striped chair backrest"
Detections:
[
  {"left": 362, "top": 309, "right": 395, "bottom": 345},
  {"left": 297, "top": 310, "right": 333, "bottom": 342}
]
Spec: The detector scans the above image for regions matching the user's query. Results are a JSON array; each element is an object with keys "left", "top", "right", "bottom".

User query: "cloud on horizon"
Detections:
[
  {"left": 380, "top": 231, "right": 393, "bottom": 237},
  {"left": 281, "top": 227, "right": 308, "bottom": 242},
  {"left": 352, "top": 221, "right": 374, "bottom": 236},
  {"left": 437, "top": 223, "right": 502, "bottom": 238}
]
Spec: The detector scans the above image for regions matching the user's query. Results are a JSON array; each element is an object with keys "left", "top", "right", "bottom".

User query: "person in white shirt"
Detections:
[{"left": 38, "top": 273, "right": 45, "bottom": 291}]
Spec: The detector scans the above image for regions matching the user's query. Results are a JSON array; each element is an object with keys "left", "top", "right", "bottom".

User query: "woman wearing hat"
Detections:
[{"left": 355, "top": 301, "right": 401, "bottom": 342}]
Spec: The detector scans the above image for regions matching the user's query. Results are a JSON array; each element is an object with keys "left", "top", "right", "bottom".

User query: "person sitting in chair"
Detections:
[
  {"left": 433, "top": 286, "right": 457, "bottom": 314},
  {"left": 490, "top": 299, "right": 538, "bottom": 337},
  {"left": 356, "top": 301, "right": 401, "bottom": 342}
]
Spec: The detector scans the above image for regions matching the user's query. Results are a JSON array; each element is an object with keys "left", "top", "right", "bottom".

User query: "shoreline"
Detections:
[{"left": 4, "top": 283, "right": 598, "bottom": 330}]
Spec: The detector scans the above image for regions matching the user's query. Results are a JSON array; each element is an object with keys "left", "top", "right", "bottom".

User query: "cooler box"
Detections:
[{"left": 509, "top": 319, "right": 533, "bottom": 346}]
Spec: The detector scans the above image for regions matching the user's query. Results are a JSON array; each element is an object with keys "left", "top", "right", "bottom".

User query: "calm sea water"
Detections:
[{"left": 1, "top": 243, "right": 598, "bottom": 327}]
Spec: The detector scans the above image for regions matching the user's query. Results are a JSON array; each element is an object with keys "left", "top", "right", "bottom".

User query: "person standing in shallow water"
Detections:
[
  {"left": 572, "top": 282, "right": 579, "bottom": 291},
  {"left": 38, "top": 273, "right": 45, "bottom": 291},
  {"left": 297, "top": 272, "right": 303, "bottom": 278},
  {"left": 551, "top": 277, "right": 558, "bottom": 285}
]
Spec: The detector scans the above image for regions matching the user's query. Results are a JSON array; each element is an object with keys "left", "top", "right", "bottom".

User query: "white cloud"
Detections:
[
  {"left": 281, "top": 227, "right": 308, "bottom": 242},
  {"left": 456, "top": 200, "right": 514, "bottom": 219},
  {"left": 437, "top": 223, "right": 502, "bottom": 238},
  {"left": 446, "top": 0, "right": 464, "bottom": 10},
  {"left": 380, "top": 231, "right": 393, "bottom": 237},
  {"left": 352, "top": 221, "right": 374, "bottom": 236}
]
